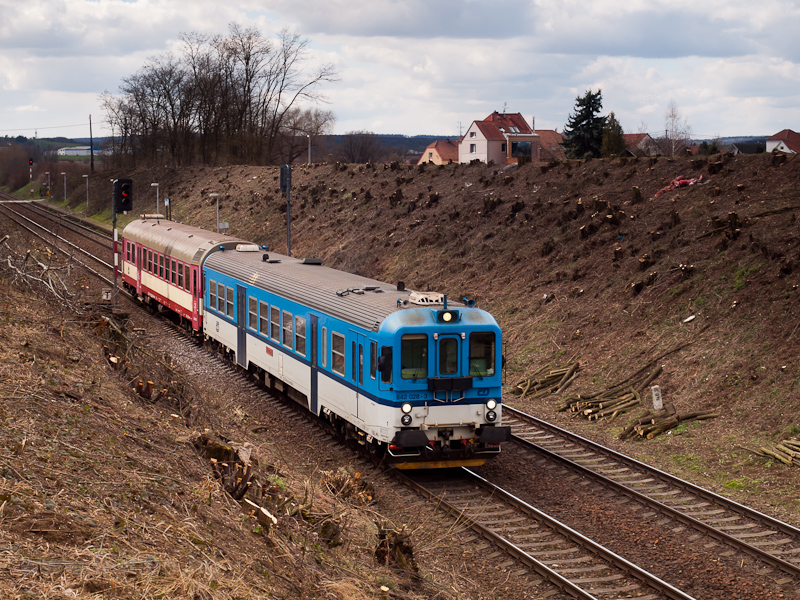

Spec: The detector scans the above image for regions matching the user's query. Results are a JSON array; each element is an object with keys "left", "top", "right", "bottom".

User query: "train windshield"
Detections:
[
  {"left": 469, "top": 332, "right": 496, "bottom": 377},
  {"left": 401, "top": 334, "right": 428, "bottom": 380}
]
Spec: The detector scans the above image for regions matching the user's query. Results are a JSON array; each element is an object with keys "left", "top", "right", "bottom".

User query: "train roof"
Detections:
[
  {"left": 205, "top": 247, "right": 468, "bottom": 332},
  {"left": 121, "top": 218, "right": 251, "bottom": 266}
]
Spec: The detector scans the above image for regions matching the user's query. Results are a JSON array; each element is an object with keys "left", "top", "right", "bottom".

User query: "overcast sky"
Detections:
[{"left": 1, "top": 0, "right": 798, "bottom": 141}]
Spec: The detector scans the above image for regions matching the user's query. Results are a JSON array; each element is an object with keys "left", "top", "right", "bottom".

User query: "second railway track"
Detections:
[{"left": 501, "top": 405, "right": 800, "bottom": 584}]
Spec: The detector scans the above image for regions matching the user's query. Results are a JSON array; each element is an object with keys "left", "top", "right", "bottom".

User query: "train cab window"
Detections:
[
  {"left": 295, "top": 316, "right": 306, "bottom": 356},
  {"left": 209, "top": 280, "right": 217, "bottom": 311},
  {"left": 159, "top": 255, "right": 164, "bottom": 279},
  {"left": 248, "top": 297, "right": 258, "bottom": 330},
  {"left": 370, "top": 342, "right": 377, "bottom": 380},
  {"left": 438, "top": 337, "right": 459, "bottom": 376},
  {"left": 270, "top": 306, "right": 280, "bottom": 341},
  {"left": 468, "top": 332, "right": 496, "bottom": 377},
  {"left": 401, "top": 334, "right": 428, "bottom": 380},
  {"left": 259, "top": 301, "right": 269, "bottom": 335},
  {"left": 177, "top": 263, "right": 184, "bottom": 289},
  {"left": 282, "top": 311, "right": 293, "bottom": 348},
  {"left": 226, "top": 286, "right": 234, "bottom": 318},
  {"left": 321, "top": 327, "right": 327, "bottom": 367},
  {"left": 331, "top": 332, "right": 345, "bottom": 376}
]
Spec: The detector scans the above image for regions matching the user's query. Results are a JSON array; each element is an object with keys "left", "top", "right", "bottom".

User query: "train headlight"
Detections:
[
  {"left": 486, "top": 399, "right": 497, "bottom": 410},
  {"left": 486, "top": 410, "right": 497, "bottom": 422},
  {"left": 401, "top": 403, "right": 412, "bottom": 414},
  {"left": 401, "top": 414, "right": 413, "bottom": 426}
]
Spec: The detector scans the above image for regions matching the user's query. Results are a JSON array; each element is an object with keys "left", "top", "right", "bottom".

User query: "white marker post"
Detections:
[{"left": 651, "top": 385, "right": 663, "bottom": 411}]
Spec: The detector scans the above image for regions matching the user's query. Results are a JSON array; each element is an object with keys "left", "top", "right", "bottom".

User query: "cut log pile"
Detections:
[
  {"left": 551, "top": 361, "right": 719, "bottom": 440},
  {"left": 557, "top": 365, "right": 662, "bottom": 420},
  {"left": 758, "top": 438, "right": 800, "bottom": 468},
  {"left": 617, "top": 407, "right": 720, "bottom": 440},
  {"left": 509, "top": 361, "right": 581, "bottom": 399}
]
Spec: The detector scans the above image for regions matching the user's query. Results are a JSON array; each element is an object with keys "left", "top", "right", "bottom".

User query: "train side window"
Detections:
[
  {"left": 270, "top": 306, "right": 280, "bottom": 341},
  {"left": 331, "top": 332, "right": 345, "bottom": 376},
  {"left": 125, "top": 242, "right": 130, "bottom": 263},
  {"left": 295, "top": 316, "right": 306, "bottom": 357},
  {"left": 177, "top": 262, "right": 184, "bottom": 289},
  {"left": 282, "top": 310, "right": 293, "bottom": 348},
  {"left": 192, "top": 270, "right": 197, "bottom": 296},
  {"left": 171, "top": 259, "right": 177, "bottom": 284},
  {"left": 370, "top": 342, "right": 377, "bottom": 380},
  {"left": 248, "top": 297, "right": 258, "bottom": 330},
  {"left": 401, "top": 334, "right": 428, "bottom": 380},
  {"left": 217, "top": 282, "right": 224, "bottom": 312},
  {"left": 226, "top": 286, "right": 234, "bottom": 318},
  {"left": 148, "top": 250, "right": 153, "bottom": 273},
  {"left": 209, "top": 279, "right": 217, "bottom": 312},
  {"left": 159, "top": 255, "right": 164, "bottom": 278},
  {"left": 358, "top": 343, "right": 364, "bottom": 385},
  {"left": 468, "top": 332, "right": 496, "bottom": 377},
  {"left": 259, "top": 301, "right": 269, "bottom": 335},
  {"left": 184, "top": 264, "right": 190, "bottom": 291},
  {"left": 321, "top": 327, "right": 327, "bottom": 368}
]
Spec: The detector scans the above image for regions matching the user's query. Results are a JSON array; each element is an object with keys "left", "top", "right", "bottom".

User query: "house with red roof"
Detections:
[
  {"left": 766, "top": 129, "right": 800, "bottom": 154},
  {"left": 623, "top": 133, "right": 659, "bottom": 157},
  {"left": 417, "top": 139, "right": 459, "bottom": 165},
  {"left": 536, "top": 129, "right": 567, "bottom": 161},
  {"left": 458, "top": 112, "right": 540, "bottom": 164}
]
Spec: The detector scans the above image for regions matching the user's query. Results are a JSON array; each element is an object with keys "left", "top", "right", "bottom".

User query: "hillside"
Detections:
[{"left": 87, "top": 152, "right": 800, "bottom": 520}]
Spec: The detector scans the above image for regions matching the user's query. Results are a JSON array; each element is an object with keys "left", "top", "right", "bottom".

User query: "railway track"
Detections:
[
  {"left": 503, "top": 404, "right": 800, "bottom": 584},
  {"left": 0, "top": 195, "right": 114, "bottom": 284},
  {"left": 6, "top": 195, "right": 794, "bottom": 597},
  {"left": 401, "top": 467, "right": 695, "bottom": 600}
]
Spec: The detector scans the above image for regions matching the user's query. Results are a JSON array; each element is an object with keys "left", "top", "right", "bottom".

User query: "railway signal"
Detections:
[{"left": 113, "top": 178, "right": 133, "bottom": 213}]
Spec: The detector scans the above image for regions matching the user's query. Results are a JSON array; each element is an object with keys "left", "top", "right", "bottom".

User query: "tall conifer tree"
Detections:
[{"left": 562, "top": 89, "right": 605, "bottom": 159}]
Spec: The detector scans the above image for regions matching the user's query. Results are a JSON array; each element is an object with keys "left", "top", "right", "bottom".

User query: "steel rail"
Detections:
[{"left": 504, "top": 404, "right": 800, "bottom": 580}]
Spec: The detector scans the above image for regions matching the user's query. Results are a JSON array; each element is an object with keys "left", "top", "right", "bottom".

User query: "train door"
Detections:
[
  {"left": 309, "top": 315, "right": 319, "bottom": 415},
  {"left": 437, "top": 334, "right": 461, "bottom": 378},
  {"left": 136, "top": 245, "right": 142, "bottom": 293},
  {"left": 355, "top": 333, "right": 367, "bottom": 420},
  {"left": 236, "top": 285, "right": 247, "bottom": 368}
]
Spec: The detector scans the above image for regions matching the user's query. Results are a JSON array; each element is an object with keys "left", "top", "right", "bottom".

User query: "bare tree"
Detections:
[
  {"left": 101, "top": 23, "right": 338, "bottom": 167},
  {"left": 337, "top": 131, "right": 383, "bottom": 164},
  {"left": 663, "top": 100, "right": 692, "bottom": 157},
  {"left": 277, "top": 107, "right": 336, "bottom": 164}
]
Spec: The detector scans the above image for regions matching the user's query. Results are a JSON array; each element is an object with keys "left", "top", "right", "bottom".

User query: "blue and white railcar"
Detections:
[{"left": 202, "top": 245, "right": 510, "bottom": 469}]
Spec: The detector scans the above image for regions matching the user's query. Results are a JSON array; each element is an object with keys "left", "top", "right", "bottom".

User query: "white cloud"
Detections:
[{"left": 0, "top": 0, "right": 798, "bottom": 139}]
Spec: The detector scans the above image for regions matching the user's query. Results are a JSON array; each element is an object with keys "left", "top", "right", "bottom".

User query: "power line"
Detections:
[{"left": 0, "top": 120, "right": 111, "bottom": 134}]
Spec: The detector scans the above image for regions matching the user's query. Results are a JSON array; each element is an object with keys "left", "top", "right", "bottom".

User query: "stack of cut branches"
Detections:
[
  {"left": 509, "top": 361, "right": 581, "bottom": 399},
  {"left": 618, "top": 406, "right": 719, "bottom": 440},
  {"left": 557, "top": 365, "right": 662, "bottom": 421},
  {"left": 758, "top": 438, "right": 800, "bottom": 467}
]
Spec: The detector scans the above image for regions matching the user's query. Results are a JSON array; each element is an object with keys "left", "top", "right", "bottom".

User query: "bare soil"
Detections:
[
  {"left": 2, "top": 150, "right": 799, "bottom": 597},
  {"left": 116, "top": 152, "right": 799, "bottom": 522}
]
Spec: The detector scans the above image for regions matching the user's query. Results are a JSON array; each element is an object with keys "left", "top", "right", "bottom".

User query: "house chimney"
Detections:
[{"left": 530, "top": 115, "right": 535, "bottom": 133}]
